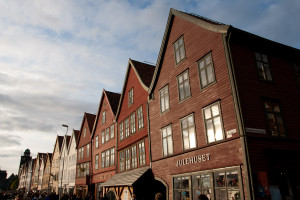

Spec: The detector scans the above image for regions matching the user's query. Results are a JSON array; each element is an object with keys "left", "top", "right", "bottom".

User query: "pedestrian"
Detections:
[
  {"left": 155, "top": 193, "right": 163, "bottom": 200},
  {"left": 198, "top": 194, "right": 209, "bottom": 200}
]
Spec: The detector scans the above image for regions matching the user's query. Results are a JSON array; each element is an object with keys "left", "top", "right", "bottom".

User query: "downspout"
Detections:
[
  {"left": 146, "top": 101, "right": 152, "bottom": 169},
  {"left": 222, "top": 30, "right": 254, "bottom": 200}
]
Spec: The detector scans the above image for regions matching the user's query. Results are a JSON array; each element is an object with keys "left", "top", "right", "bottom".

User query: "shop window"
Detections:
[
  {"left": 119, "top": 151, "right": 124, "bottom": 172},
  {"left": 255, "top": 52, "right": 272, "bottom": 81},
  {"left": 130, "top": 112, "right": 136, "bottom": 134},
  {"left": 128, "top": 88, "right": 134, "bottom": 106},
  {"left": 180, "top": 114, "right": 196, "bottom": 150},
  {"left": 160, "top": 85, "right": 170, "bottom": 113},
  {"left": 110, "top": 124, "right": 114, "bottom": 139},
  {"left": 293, "top": 63, "right": 300, "bottom": 88},
  {"left": 198, "top": 52, "right": 216, "bottom": 89},
  {"left": 137, "top": 106, "right": 144, "bottom": 130},
  {"left": 203, "top": 102, "right": 224, "bottom": 143},
  {"left": 119, "top": 122, "right": 124, "bottom": 141},
  {"left": 138, "top": 141, "right": 146, "bottom": 166},
  {"left": 131, "top": 145, "right": 137, "bottom": 169},
  {"left": 125, "top": 118, "right": 130, "bottom": 138},
  {"left": 174, "top": 36, "right": 186, "bottom": 64},
  {"left": 264, "top": 99, "right": 286, "bottom": 136},
  {"left": 192, "top": 174, "right": 211, "bottom": 200},
  {"left": 162, "top": 125, "right": 173, "bottom": 157},
  {"left": 214, "top": 170, "right": 240, "bottom": 200},
  {"left": 177, "top": 70, "right": 191, "bottom": 102},
  {"left": 174, "top": 176, "right": 190, "bottom": 200}
]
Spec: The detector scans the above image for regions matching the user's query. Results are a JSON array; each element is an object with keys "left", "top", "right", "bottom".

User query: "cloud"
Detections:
[{"left": 0, "top": 134, "right": 22, "bottom": 147}]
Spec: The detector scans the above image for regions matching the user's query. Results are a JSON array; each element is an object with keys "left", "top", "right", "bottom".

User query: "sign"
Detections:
[
  {"left": 176, "top": 153, "right": 211, "bottom": 167},
  {"left": 245, "top": 128, "right": 266, "bottom": 134}
]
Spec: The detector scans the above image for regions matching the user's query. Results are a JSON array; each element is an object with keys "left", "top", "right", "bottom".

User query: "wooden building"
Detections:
[
  {"left": 50, "top": 135, "right": 64, "bottom": 193},
  {"left": 41, "top": 153, "right": 52, "bottom": 193},
  {"left": 91, "top": 90, "right": 121, "bottom": 200},
  {"left": 148, "top": 9, "right": 300, "bottom": 200},
  {"left": 75, "top": 112, "right": 96, "bottom": 199},
  {"left": 101, "top": 59, "right": 155, "bottom": 200}
]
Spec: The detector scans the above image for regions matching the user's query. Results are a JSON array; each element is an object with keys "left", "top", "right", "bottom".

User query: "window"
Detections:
[
  {"left": 110, "top": 148, "right": 115, "bottom": 166},
  {"left": 125, "top": 118, "right": 130, "bottom": 138},
  {"left": 174, "top": 36, "right": 186, "bottom": 64},
  {"left": 131, "top": 145, "right": 137, "bottom": 169},
  {"left": 101, "top": 152, "right": 105, "bottom": 168},
  {"left": 105, "top": 128, "right": 110, "bottom": 142},
  {"left": 105, "top": 150, "right": 110, "bottom": 167},
  {"left": 174, "top": 176, "right": 190, "bottom": 200},
  {"left": 83, "top": 128, "right": 86, "bottom": 137},
  {"left": 215, "top": 170, "right": 240, "bottom": 200},
  {"left": 78, "top": 148, "right": 81, "bottom": 160},
  {"left": 130, "top": 112, "right": 136, "bottom": 134},
  {"left": 95, "top": 136, "right": 99, "bottom": 148},
  {"left": 87, "top": 144, "right": 89, "bottom": 157},
  {"left": 177, "top": 70, "right": 191, "bottom": 101},
  {"left": 160, "top": 85, "right": 170, "bottom": 113},
  {"left": 264, "top": 99, "right": 286, "bottom": 136},
  {"left": 119, "top": 151, "right": 124, "bottom": 172},
  {"left": 192, "top": 174, "right": 211, "bottom": 200},
  {"left": 101, "top": 131, "right": 105, "bottom": 144},
  {"left": 198, "top": 52, "right": 216, "bottom": 89},
  {"left": 95, "top": 154, "right": 99, "bottom": 170},
  {"left": 181, "top": 115, "right": 196, "bottom": 150},
  {"left": 119, "top": 122, "right": 124, "bottom": 141},
  {"left": 137, "top": 106, "right": 144, "bottom": 130},
  {"left": 255, "top": 52, "right": 272, "bottom": 81},
  {"left": 110, "top": 124, "right": 114, "bottom": 139},
  {"left": 128, "top": 88, "right": 133, "bottom": 106},
  {"left": 125, "top": 148, "right": 130, "bottom": 170},
  {"left": 138, "top": 141, "right": 146, "bottom": 166},
  {"left": 292, "top": 63, "right": 300, "bottom": 88},
  {"left": 203, "top": 102, "right": 224, "bottom": 143},
  {"left": 102, "top": 111, "right": 106, "bottom": 124},
  {"left": 162, "top": 125, "right": 173, "bottom": 156}
]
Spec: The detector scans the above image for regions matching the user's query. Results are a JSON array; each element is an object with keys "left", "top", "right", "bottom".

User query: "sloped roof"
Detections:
[
  {"left": 105, "top": 91, "right": 121, "bottom": 115},
  {"left": 66, "top": 135, "right": 71, "bottom": 149},
  {"left": 74, "top": 130, "right": 80, "bottom": 143},
  {"left": 58, "top": 136, "right": 64, "bottom": 152},
  {"left": 130, "top": 59, "right": 155, "bottom": 88},
  {"left": 86, "top": 113, "right": 96, "bottom": 132}
]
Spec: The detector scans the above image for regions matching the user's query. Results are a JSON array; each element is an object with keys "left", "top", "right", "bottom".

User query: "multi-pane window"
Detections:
[
  {"left": 110, "top": 148, "right": 115, "bottom": 166},
  {"left": 192, "top": 174, "right": 211, "bottom": 200},
  {"left": 177, "top": 70, "right": 191, "bottom": 101},
  {"left": 119, "top": 151, "right": 124, "bottom": 172},
  {"left": 125, "top": 148, "right": 130, "bottom": 170},
  {"left": 138, "top": 141, "right": 146, "bottom": 166},
  {"left": 264, "top": 100, "right": 286, "bottom": 136},
  {"left": 128, "top": 88, "right": 134, "bottom": 106},
  {"left": 181, "top": 115, "right": 196, "bottom": 150},
  {"left": 101, "top": 131, "right": 105, "bottom": 144},
  {"left": 215, "top": 170, "right": 240, "bottom": 200},
  {"left": 174, "top": 176, "right": 190, "bottom": 200},
  {"left": 203, "top": 102, "right": 224, "bottom": 143},
  {"left": 174, "top": 36, "right": 186, "bottom": 64},
  {"left": 125, "top": 118, "right": 130, "bottom": 138},
  {"left": 102, "top": 111, "right": 106, "bottom": 124},
  {"left": 162, "top": 125, "right": 173, "bottom": 156},
  {"left": 105, "top": 128, "right": 110, "bottom": 142},
  {"left": 83, "top": 128, "right": 86, "bottom": 137},
  {"left": 160, "top": 85, "right": 170, "bottom": 112},
  {"left": 87, "top": 144, "right": 89, "bottom": 157},
  {"left": 130, "top": 112, "right": 136, "bottom": 134},
  {"left": 110, "top": 124, "right": 114, "bottom": 139},
  {"left": 119, "top": 122, "right": 124, "bottom": 141},
  {"left": 292, "top": 63, "right": 300, "bottom": 88},
  {"left": 101, "top": 152, "right": 105, "bottom": 168},
  {"left": 131, "top": 146, "right": 137, "bottom": 169},
  {"left": 198, "top": 53, "right": 216, "bottom": 88},
  {"left": 95, "top": 154, "right": 99, "bottom": 170},
  {"left": 95, "top": 136, "right": 99, "bottom": 148},
  {"left": 78, "top": 148, "right": 81, "bottom": 160},
  {"left": 105, "top": 150, "right": 110, "bottom": 167},
  {"left": 137, "top": 106, "right": 144, "bottom": 130},
  {"left": 255, "top": 52, "right": 272, "bottom": 81}
]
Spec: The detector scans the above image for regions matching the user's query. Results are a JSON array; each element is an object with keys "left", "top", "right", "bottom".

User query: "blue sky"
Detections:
[{"left": 0, "top": 0, "right": 299, "bottom": 175}]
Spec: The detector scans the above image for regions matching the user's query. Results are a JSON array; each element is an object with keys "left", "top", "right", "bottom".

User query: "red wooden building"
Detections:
[
  {"left": 91, "top": 90, "right": 121, "bottom": 200},
  {"left": 101, "top": 59, "right": 155, "bottom": 200},
  {"left": 75, "top": 112, "right": 96, "bottom": 199},
  {"left": 148, "top": 9, "right": 300, "bottom": 200}
]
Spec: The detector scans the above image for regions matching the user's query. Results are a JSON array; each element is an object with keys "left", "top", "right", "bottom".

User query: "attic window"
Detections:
[
  {"left": 102, "top": 111, "right": 106, "bottom": 124},
  {"left": 128, "top": 88, "right": 134, "bottom": 106},
  {"left": 174, "top": 36, "right": 186, "bottom": 65},
  {"left": 83, "top": 128, "right": 86, "bottom": 137}
]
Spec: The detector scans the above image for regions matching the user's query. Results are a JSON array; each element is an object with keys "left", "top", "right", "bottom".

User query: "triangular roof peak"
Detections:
[
  {"left": 91, "top": 89, "right": 121, "bottom": 138},
  {"left": 115, "top": 58, "right": 155, "bottom": 119},
  {"left": 76, "top": 112, "right": 96, "bottom": 147},
  {"left": 149, "top": 8, "right": 230, "bottom": 94}
]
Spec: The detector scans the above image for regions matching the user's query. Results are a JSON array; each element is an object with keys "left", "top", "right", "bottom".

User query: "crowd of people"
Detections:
[{"left": 0, "top": 191, "right": 82, "bottom": 200}]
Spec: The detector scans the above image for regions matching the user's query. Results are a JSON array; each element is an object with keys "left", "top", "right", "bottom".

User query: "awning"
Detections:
[{"left": 101, "top": 166, "right": 150, "bottom": 187}]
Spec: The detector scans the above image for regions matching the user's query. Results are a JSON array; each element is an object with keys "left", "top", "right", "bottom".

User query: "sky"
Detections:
[{"left": 0, "top": 0, "right": 300, "bottom": 176}]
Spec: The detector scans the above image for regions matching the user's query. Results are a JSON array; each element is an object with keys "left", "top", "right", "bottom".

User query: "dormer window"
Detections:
[
  {"left": 174, "top": 36, "right": 186, "bottom": 65},
  {"left": 128, "top": 88, "right": 134, "bottom": 106}
]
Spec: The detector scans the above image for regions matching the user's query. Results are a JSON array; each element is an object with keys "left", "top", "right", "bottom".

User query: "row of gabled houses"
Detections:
[{"left": 18, "top": 8, "right": 300, "bottom": 200}]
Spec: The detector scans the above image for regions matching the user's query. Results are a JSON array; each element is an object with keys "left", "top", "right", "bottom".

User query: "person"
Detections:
[
  {"left": 131, "top": 194, "right": 136, "bottom": 200},
  {"left": 155, "top": 193, "right": 163, "bottom": 200},
  {"left": 198, "top": 194, "right": 209, "bottom": 200}
]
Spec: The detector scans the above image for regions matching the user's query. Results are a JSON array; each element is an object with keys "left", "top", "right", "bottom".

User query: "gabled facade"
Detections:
[
  {"left": 58, "top": 135, "right": 71, "bottom": 194},
  {"left": 101, "top": 59, "right": 155, "bottom": 200},
  {"left": 75, "top": 112, "right": 96, "bottom": 199},
  {"left": 50, "top": 135, "right": 64, "bottom": 193},
  {"left": 91, "top": 89, "right": 120, "bottom": 200},
  {"left": 30, "top": 153, "right": 46, "bottom": 191},
  {"left": 25, "top": 158, "right": 35, "bottom": 192},
  {"left": 38, "top": 154, "right": 47, "bottom": 191},
  {"left": 67, "top": 129, "right": 79, "bottom": 194},
  {"left": 42, "top": 153, "right": 52, "bottom": 192}
]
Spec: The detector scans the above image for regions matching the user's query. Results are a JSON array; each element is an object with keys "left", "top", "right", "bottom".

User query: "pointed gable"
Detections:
[{"left": 76, "top": 112, "right": 96, "bottom": 147}]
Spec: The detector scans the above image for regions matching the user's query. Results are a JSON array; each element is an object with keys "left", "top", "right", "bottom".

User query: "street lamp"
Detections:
[{"left": 59, "top": 124, "right": 68, "bottom": 200}]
